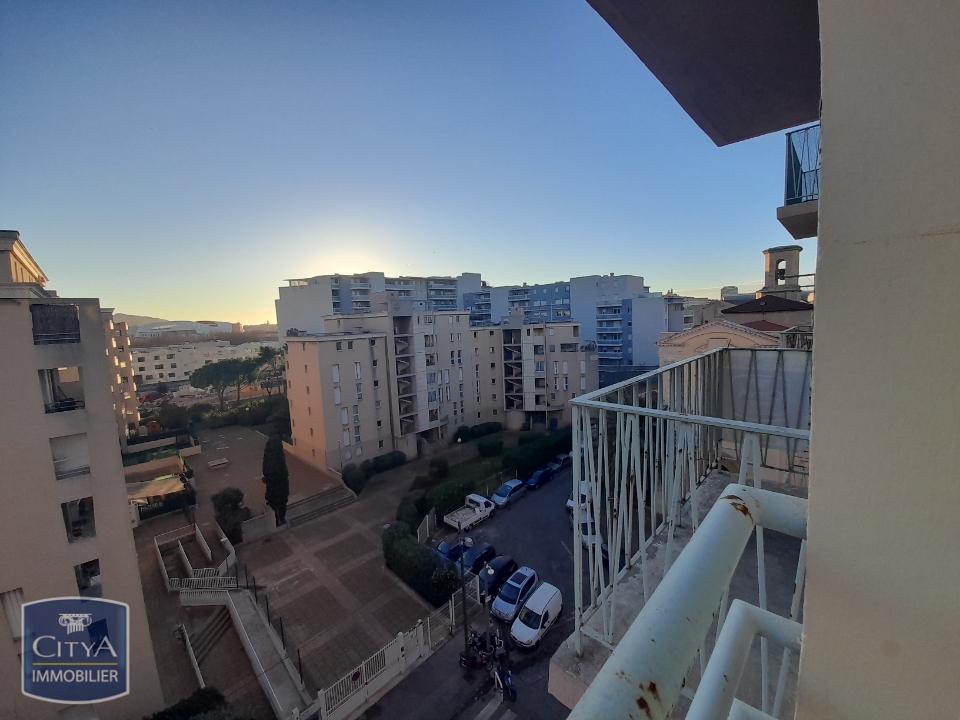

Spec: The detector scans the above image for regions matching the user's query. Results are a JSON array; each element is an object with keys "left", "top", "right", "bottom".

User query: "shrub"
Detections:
[
  {"left": 502, "top": 429, "right": 572, "bottom": 479},
  {"left": 451, "top": 425, "right": 471, "bottom": 444},
  {"left": 470, "top": 421, "right": 502, "bottom": 439},
  {"left": 145, "top": 687, "right": 225, "bottom": 720},
  {"left": 360, "top": 459, "right": 374, "bottom": 478},
  {"left": 373, "top": 450, "right": 406, "bottom": 473},
  {"left": 425, "top": 476, "right": 475, "bottom": 517},
  {"left": 396, "top": 495, "right": 424, "bottom": 530},
  {"left": 343, "top": 465, "right": 368, "bottom": 495},
  {"left": 428, "top": 457, "right": 449, "bottom": 481},
  {"left": 211, "top": 488, "right": 251, "bottom": 544},
  {"left": 517, "top": 432, "right": 541, "bottom": 446},
  {"left": 477, "top": 438, "right": 503, "bottom": 457},
  {"left": 382, "top": 522, "right": 451, "bottom": 606}
]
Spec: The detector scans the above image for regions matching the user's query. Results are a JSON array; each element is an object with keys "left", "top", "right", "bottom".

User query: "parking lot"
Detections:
[{"left": 406, "top": 463, "right": 579, "bottom": 720}]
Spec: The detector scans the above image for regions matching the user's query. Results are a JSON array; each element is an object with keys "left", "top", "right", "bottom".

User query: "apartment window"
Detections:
[
  {"left": 166, "top": 354, "right": 174, "bottom": 359},
  {"left": 154, "top": 364, "right": 163, "bottom": 370},
  {"left": 564, "top": 376, "right": 569, "bottom": 390},
  {"left": 332, "top": 364, "right": 340, "bottom": 383},
  {"left": 375, "top": 400, "right": 382, "bottom": 409},
  {"left": 549, "top": 345, "right": 556, "bottom": 353},
  {"left": 39, "top": 367, "right": 84, "bottom": 413},
  {"left": 342, "top": 430, "right": 351, "bottom": 447},
  {"left": 493, "top": 409, "right": 498, "bottom": 416},
  {"left": 154, "top": 355, "right": 160, "bottom": 361},
  {"left": 74, "top": 559, "right": 102, "bottom": 598},
  {"left": 489, "top": 346, "right": 494, "bottom": 354},
  {"left": 492, "top": 394, "right": 497, "bottom": 400},
  {"left": 554, "top": 377, "right": 559, "bottom": 390},
  {"left": 356, "top": 382, "right": 363, "bottom": 400},
  {"left": 581, "top": 376, "right": 587, "bottom": 391},
  {"left": 379, "top": 440, "right": 384, "bottom": 448},
  {"left": 553, "top": 361, "right": 559, "bottom": 374},
  {"left": 354, "top": 361, "right": 362, "bottom": 379},
  {"left": 341, "top": 408, "right": 349, "bottom": 425},
  {"left": 347, "top": 341, "right": 354, "bottom": 350},
  {"left": 170, "top": 363, "right": 177, "bottom": 369},
  {"left": 563, "top": 361, "right": 569, "bottom": 374},
  {"left": 377, "top": 420, "right": 382, "bottom": 428},
  {"left": 374, "top": 379, "right": 379, "bottom": 388},
  {"left": 373, "top": 358, "right": 378, "bottom": 367},
  {"left": 306, "top": 385, "right": 310, "bottom": 395},
  {"left": 137, "top": 356, "right": 145, "bottom": 362},
  {"left": 491, "top": 378, "right": 496, "bottom": 385},
  {"left": 0, "top": 588, "right": 24, "bottom": 639},
  {"left": 450, "top": 333, "right": 455, "bottom": 342},
  {"left": 304, "top": 364, "right": 308, "bottom": 373},
  {"left": 146, "top": 374, "right": 154, "bottom": 381},
  {"left": 490, "top": 362, "right": 496, "bottom": 370},
  {"left": 560, "top": 343, "right": 577, "bottom": 352},
  {"left": 62, "top": 497, "right": 96, "bottom": 542},
  {"left": 336, "top": 341, "right": 342, "bottom": 351},
  {"left": 526, "top": 328, "right": 531, "bottom": 336},
  {"left": 370, "top": 338, "right": 376, "bottom": 346},
  {"left": 30, "top": 304, "right": 80, "bottom": 344},
  {"left": 334, "top": 387, "right": 341, "bottom": 405},
  {"left": 535, "top": 361, "right": 545, "bottom": 372},
  {"left": 50, "top": 434, "right": 91, "bottom": 480},
  {"left": 580, "top": 360, "right": 586, "bottom": 373},
  {"left": 427, "top": 372, "right": 437, "bottom": 384}
]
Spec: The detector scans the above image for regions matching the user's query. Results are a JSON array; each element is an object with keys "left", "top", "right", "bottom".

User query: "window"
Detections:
[
  {"left": 154, "top": 364, "right": 163, "bottom": 370},
  {"left": 563, "top": 361, "right": 569, "bottom": 374},
  {"left": 377, "top": 420, "right": 382, "bottom": 428},
  {"left": 379, "top": 440, "right": 384, "bottom": 448},
  {"left": 137, "top": 356, "right": 145, "bottom": 362},
  {"left": 493, "top": 409, "right": 498, "bottom": 415},
  {"left": 374, "top": 379, "right": 379, "bottom": 388},
  {"left": 581, "top": 376, "right": 587, "bottom": 390},
  {"left": 0, "top": 588, "right": 23, "bottom": 639},
  {"left": 336, "top": 341, "right": 342, "bottom": 351},
  {"left": 370, "top": 338, "right": 376, "bottom": 346},
  {"left": 342, "top": 430, "right": 351, "bottom": 447},
  {"left": 491, "top": 378, "right": 496, "bottom": 385},
  {"left": 306, "top": 385, "right": 310, "bottom": 395},
  {"left": 62, "top": 497, "right": 96, "bottom": 542},
  {"left": 309, "top": 427, "right": 314, "bottom": 437},
  {"left": 348, "top": 341, "right": 354, "bottom": 350},
  {"left": 564, "top": 376, "right": 569, "bottom": 390},
  {"left": 308, "top": 406, "right": 311, "bottom": 416},
  {"left": 553, "top": 361, "right": 559, "bottom": 374},
  {"left": 166, "top": 354, "right": 175, "bottom": 359},
  {"left": 39, "top": 367, "right": 84, "bottom": 413},
  {"left": 490, "top": 362, "right": 496, "bottom": 369},
  {"left": 170, "top": 363, "right": 177, "bottom": 369},
  {"left": 50, "top": 433, "right": 91, "bottom": 480},
  {"left": 74, "top": 559, "right": 102, "bottom": 598},
  {"left": 535, "top": 361, "right": 545, "bottom": 372},
  {"left": 334, "top": 387, "right": 341, "bottom": 405},
  {"left": 580, "top": 360, "right": 586, "bottom": 373},
  {"left": 332, "top": 364, "right": 340, "bottom": 383},
  {"left": 354, "top": 362, "right": 362, "bottom": 379},
  {"left": 356, "top": 382, "right": 363, "bottom": 400},
  {"left": 30, "top": 304, "right": 80, "bottom": 344},
  {"left": 146, "top": 374, "right": 154, "bottom": 381},
  {"left": 489, "top": 347, "right": 495, "bottom": 354}
]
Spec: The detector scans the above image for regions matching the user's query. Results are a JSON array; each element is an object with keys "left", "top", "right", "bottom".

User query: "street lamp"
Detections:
[
  {"left": 458, "top": 531, "right": 473, "bottom": 660},
  {"left": 457, "top": 436, "right": 463, "bottom": 464}
]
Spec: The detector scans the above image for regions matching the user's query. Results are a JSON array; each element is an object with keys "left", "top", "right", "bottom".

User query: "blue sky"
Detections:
[{"left": 0, "top": 1, "right": 815, "bottom": 325}]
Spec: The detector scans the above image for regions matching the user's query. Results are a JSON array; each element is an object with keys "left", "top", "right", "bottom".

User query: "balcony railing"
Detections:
[
  {"left": 31, "top": 304, "right": 81, "bottom": 345},
  {"left": 784, "top": 123, "right": 820, "bottom": 205},
  {"left": 45, "top": 399, "right": 85, "bottom": 414},
  {"left": 563, "top": 347, "right": 812, "bottom": 719}
]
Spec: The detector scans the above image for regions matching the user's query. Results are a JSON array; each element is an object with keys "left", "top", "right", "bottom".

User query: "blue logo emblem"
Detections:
[{"left": 22, "top": 597, "right": 129, "bottom": 704}]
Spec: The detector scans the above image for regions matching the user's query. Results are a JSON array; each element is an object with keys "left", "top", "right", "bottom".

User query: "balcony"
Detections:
[
  {"left": 550, "top": 347, "right": 812, "bottom": 720},
  {"left": 31, "top": 304, "right": 81, "bottom": 344},
  {"left": 39, "top": 367, "right": 85, "bottom": 413},
  {"left": 777, "top": 124, "right": 820, "bottom": 239}
]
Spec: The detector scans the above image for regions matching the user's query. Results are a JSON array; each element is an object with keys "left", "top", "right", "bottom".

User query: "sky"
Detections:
[{"left": 0, "top": 1, "right": 816, "bottom": 325}]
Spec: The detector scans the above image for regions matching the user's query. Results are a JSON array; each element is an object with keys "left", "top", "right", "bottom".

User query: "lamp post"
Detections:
[
  {"left": 457, "top": 436, "right": 463, "bottom": 464},
  {"left": 459, "top": 530, "right": 473, "bottom": 659}
]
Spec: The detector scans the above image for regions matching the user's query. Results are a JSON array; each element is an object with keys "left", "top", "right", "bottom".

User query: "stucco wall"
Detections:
[{"left": 797, "top": 3, "right": 960, "bottom": 718}]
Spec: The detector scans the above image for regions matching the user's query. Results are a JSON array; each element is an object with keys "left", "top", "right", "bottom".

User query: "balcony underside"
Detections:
[
  {"left": 777, "top": 199, "right": 819, "bottom": 239},
  {"left": 587, "top": 0, "right": 820, "bottom": 145}
]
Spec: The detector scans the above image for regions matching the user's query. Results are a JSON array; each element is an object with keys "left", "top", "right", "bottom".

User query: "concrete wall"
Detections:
[
  {"left": 0, "top": 296, "right": 164, "bottom": 719},
  {"left": 624, "top": 295, "right": 667, "bottom": 366},
  {"left": 276, "top": 279, "right": 335, "bottom": 337},
  {"left": 796, "top": 4, "right": 960, "bottom": 718}
]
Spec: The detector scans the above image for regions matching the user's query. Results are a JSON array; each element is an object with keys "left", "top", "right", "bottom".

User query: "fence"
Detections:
[
  {"left": 215, "top": 522, "right": 237, "bottom": 575},
  {"left": 155, "top": 522, "right": 238, "bottom": 593},
  {"left": 416, "top": 508, "right": 437, "bottom": 544},
  {"left": 171, "top": 576, "right": 238, "bottom": 591},
  {"left": 299, "top": 586, "right": 482, "bottom": 720},
  {"left": 179, "top": 623, "right": 206, "bottom": 689}
]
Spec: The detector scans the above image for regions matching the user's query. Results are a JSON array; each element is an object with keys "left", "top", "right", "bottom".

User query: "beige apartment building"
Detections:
[
  {"left": 101, "top": 310, "right": 140, "bottom": 447},
  {"left": 0, "top": 231, "right": 164, "bottom": 719},
  {"left": 286, "top": 299, "right": 597, "bottom": 472}
]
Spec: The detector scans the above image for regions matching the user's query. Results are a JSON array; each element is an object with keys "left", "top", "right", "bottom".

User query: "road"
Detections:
[{"left": 437, "top": 463, "right": 577, "bottom": 720}]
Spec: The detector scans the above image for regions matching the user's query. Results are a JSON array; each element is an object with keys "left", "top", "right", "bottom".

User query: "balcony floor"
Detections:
[{"left": 549, "top": 469, "right": 804, "bottom": 717}]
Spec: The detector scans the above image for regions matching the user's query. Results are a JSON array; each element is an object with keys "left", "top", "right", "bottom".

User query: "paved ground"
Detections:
[
  {"left": 191, "top": 426, "right": 341, "bottom": 522},
  {"left": 368, "top": 465, "right": 577, "bottom": 720}
]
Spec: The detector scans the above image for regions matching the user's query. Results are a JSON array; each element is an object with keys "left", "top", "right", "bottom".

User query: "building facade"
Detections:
[
  {"left": 102, "top": 310, "right": 140, "bottom": 446},
  {"left": 285, "top": 300, "right": 598, "bottom": 472},
  {"left": 132, "top": 339, "right": 281, "bottom": 390},
  {"left": 0, "top": 231, "right": 164, "bottom": 719}
]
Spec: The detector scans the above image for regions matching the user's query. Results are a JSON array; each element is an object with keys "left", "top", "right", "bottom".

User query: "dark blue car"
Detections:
[
  {"left": 526, "top": 465, "right": 556, "bottom": 490},
  {"left": 436, "top": 540, "right": 468, "bottom": 563}
]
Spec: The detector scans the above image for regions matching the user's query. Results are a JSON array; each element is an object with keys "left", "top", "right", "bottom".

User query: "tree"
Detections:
[
  {"left": 262, "top": 435, "right": 290, "bottom": 525},
  {"left": 158, "top": 402, "right": 190, "bottom": 431},
  {"left": 190, "top": 360, "right": 236, "bottom": 411},
  {"left": 256, "top": 346, "right": 283, "bottom": 397},
  {"left": 211, "top": 487, "right": 251, "bottom": 543},
  {"left": 233, "top": 358, "right": 260, "bottom": 403}
]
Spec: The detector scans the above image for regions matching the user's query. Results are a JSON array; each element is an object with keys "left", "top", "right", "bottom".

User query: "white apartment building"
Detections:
[
  {"left": 132, "top": 339, "right": 281, "bottom": 389},
  {"left": 285, "top": 299, "right": 598, "bottom": 472},
  {"left": 102, "top": 310, "right": 140, "bottom": 447},
  {"left": 0, "top": 231, "right": 164, "bottom": 719},
  {"left": 131, "top": 319, "right": 241, "bottom": 339}
]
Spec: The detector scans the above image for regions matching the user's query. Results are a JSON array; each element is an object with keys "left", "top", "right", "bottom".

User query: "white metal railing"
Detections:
[
  {"left": 179, "top": 623, "right": 206, "bottom": 689},
  {"left": 171, "top": 576, "right": 238, "bottom": 590},
  {"left": 568, "top": 348, "right": 812, "bottom": 718},
  {"left": 416, "top": 509, "right": 437, "bottom": 544},
  {"left": 195, "top": 525, "right": 213, "bottom": 563}
]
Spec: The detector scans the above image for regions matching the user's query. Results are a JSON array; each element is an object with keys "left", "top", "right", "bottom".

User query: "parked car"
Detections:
[
  {"left": 510, "top": 582, "right": 563, "bottom": 649},
  {"left": 458, "top": 543, "right": 497, "bottom": 575},
  {"left": 491, "top": 566, "right": 539, "bottom": 622},
  {"left": 566, "top": 481, "right": 591, "bottom": 513},
  {"left": 444, "top": 494, "right": 496, "bottom": 531},
  {"left": 525, "top": 466, "right": 555, "bottom": 490},
  {"left": 436, "top": 540, "right": 468, "bottom": 563},
  {"left": 492, "top": 479, "right": 527, "bottom": 508},
  {"left": 555, "top": 453, "right": 573, "bottom": 470},
  {"left": 478, "top": 555, "right": 519, "bottom": 602},
  {"left": 569, "top": 509, "right": 603, "bottom": 550}
]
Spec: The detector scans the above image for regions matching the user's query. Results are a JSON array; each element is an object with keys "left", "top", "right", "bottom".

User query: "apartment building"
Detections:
[
  {"left": 285, "top": 299, "right": 597, "bottom": 472},
  {"left": 276, "top": 271, "right": 483, "bottom": 337},
  {"left": 0, "top": 231, "right": 163, "bottom": 718},
  {"left": 101, "top": 310, "right": 140, "bottom": 446},
  {"left": 131, "top": 339, "right": 280, "bottom": 389}
]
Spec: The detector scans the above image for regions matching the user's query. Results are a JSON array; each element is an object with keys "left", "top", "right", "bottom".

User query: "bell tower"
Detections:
[{"left": 759, "top": 245, "right": 803, "bottom": 300}]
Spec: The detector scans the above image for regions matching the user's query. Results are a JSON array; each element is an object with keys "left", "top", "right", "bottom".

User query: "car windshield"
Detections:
[
  {"left": 494, "top": 483, "right": 511, "bottom": 497},
  {"left": 499, "top": 580, "right": 522, "bottom": 603},
  {"left": 518, "top": 606, "right": 542, "bottom": 629}
]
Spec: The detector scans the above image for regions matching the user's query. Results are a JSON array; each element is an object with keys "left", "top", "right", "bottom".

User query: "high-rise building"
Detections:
[
  {"left": 0, "top": 231, "right": 164, "bottom": 719},
  {"left": 284, "top": 299, "right": 598, "bottom": 472},
  {"left": 102, "top": 310, "right": 140, "bottom": 448}
]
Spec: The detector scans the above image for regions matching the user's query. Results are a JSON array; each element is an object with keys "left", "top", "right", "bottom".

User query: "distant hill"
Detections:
[{"left": 114, "top": 313, "right": 169, "bottom": 329}]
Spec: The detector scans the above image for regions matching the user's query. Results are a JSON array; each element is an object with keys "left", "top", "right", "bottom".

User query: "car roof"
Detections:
[
  {"left": 489, "top": 555, "right": 514, "bottom": 570},
  {"left": 508, "top": 566, "right": 535, "bottom": 584},
  {"left": 504, "top": 479, "right": 523, "bottom": 488},
  {"left": 466, "top": 493, "right": 487, "bottom": 502},
  {"left": 524, "top": 582, "right": 559, "bottom": 612}
]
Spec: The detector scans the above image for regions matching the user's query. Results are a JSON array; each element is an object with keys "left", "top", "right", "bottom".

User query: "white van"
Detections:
[{"left": 509, "top": 582, "right": 562, "bottom": 649}]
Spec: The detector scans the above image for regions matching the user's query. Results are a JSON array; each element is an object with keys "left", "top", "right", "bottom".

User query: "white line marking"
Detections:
[{"left": 474, "top": 694, "right": 503, "bottom": 720}]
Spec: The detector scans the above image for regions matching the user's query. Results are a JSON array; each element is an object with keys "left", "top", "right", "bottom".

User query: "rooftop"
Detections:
[{"left": 722, "top": 295, "right": 813, "bottom": 314}]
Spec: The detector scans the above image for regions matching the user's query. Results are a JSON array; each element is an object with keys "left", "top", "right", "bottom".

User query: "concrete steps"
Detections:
[
  {"left": 287, "top": 486, "right": 356, "bottom": 527},
  {"left": 192, "top": 606, "right": 231, "bottom": 663}
]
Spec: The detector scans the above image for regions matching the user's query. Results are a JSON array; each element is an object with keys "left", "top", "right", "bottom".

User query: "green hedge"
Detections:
[
  {"left": 205, "top": 396, "right": 289, "bottom": 429},
  {"left": 425, "top": 476, "right": 477, "bottom": 517},
  {"left": 451, "top": 421, "right": 502, "bottom": 444},
  {"left": 502, "top": 429, "right": 572, "bottom": 479},
  {"left": 477, "top": 438, "right": 503, "bottom": 457},
  {"left": 428, "top": 457, "right": 449, "bottom": 481},
  {"left": 382, "top": 523, "right": 452, "bottom": 606}
]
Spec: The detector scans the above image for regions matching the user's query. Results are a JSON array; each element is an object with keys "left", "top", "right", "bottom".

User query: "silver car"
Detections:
[
  {"left": 491, "top": 479, "right": 526, "bottom": 509},
  {"left": 490, "top": 566, "right": 539, "bottom": 622}
]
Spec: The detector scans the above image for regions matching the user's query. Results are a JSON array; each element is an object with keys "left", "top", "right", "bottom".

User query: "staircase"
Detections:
[
  {"left": 287, "top": 486, "right": 357, "bottom": 527},
  {"left": 191, "top": 607, "right": 232, "bottom": 664}
]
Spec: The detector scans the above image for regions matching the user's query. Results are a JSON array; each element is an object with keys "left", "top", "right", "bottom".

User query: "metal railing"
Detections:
[
  {"left": 784, "top": 123, "right": 820, "bottom": 205},
  {"left": 568, "top": 347, "right": 812, "bottom": 718},
  {"left": 53, "top": 462, "right": 91, "bottom": 480},
  {"left": 44, "top": 399, "right": 85, "bottom": 413}
]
